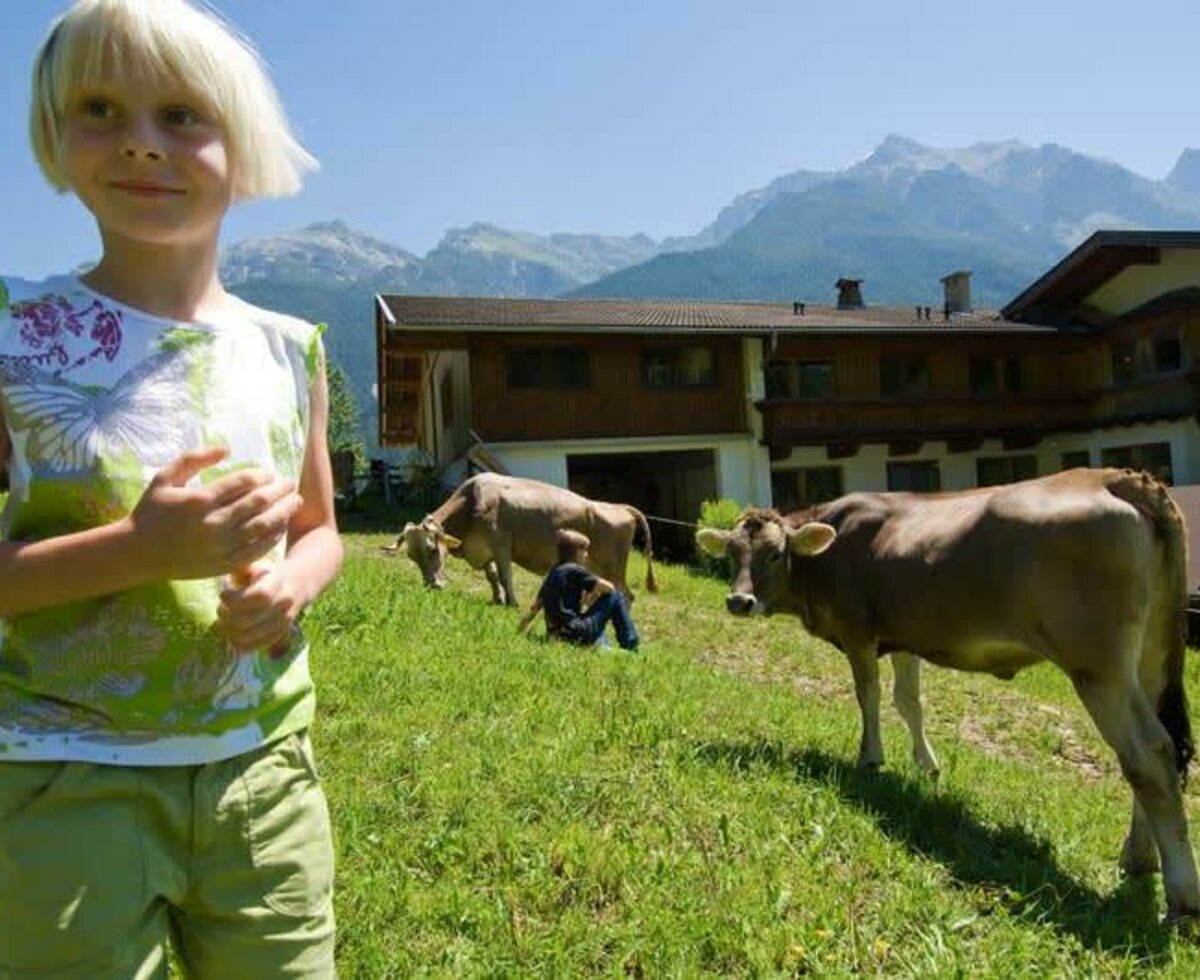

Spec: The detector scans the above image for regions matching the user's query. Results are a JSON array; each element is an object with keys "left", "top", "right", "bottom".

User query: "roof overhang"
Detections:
[{"left": 1001, "top": 230, "right": 1200, "bottom": 322}]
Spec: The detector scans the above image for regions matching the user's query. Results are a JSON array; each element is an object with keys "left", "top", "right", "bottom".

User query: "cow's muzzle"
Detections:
[{"left": 726, "top": 593, "right": 760, "bottom": 616}]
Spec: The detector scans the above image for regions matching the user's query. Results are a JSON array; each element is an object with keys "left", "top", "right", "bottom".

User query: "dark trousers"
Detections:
[{"left": 574, "top": 591, "right": 639, "bottom": 650}]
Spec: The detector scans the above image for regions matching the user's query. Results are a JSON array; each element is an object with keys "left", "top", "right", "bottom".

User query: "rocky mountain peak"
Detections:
[{"left": 1166, "top": 148, "right": 1200, "bottom": 195}]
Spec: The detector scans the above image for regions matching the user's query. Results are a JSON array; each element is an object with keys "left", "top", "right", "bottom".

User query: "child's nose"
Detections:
[{"left": 120, "top": 117, "right": 165, "bottom": 160}]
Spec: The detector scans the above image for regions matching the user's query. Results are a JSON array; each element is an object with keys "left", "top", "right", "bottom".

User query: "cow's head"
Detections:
[
  {"left": 380, "top": 516, "right": 462, "bottom": 589},
  {"left": 696, "top": 510, "right": 836, "bottom": 616}
]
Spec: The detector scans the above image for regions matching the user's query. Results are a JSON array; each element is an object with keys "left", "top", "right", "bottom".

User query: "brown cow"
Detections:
[
  {"left": 697, "top": 468, "right": 1200, "bottom": 922},
  {"left": 382, "top": 473, "right": 657, "bottom": 606}
]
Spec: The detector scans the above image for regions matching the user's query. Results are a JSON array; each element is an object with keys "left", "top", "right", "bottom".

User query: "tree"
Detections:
[{"left": 326, "top": 360, "right": 367, "bottom": 470}]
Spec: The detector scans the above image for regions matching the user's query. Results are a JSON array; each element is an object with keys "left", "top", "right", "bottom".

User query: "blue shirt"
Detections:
[{"left": 537, "top": 563, "right": 598, "bottom": 640}]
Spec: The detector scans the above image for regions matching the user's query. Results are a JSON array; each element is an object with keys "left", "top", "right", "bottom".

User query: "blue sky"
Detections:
[{"left": 4, "top": 0, "right": 1199, "bottom": 279}]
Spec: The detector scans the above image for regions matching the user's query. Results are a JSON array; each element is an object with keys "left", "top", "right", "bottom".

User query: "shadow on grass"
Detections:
[{"left": 694, "top": 739, "right": 1175, "bottom": 959}]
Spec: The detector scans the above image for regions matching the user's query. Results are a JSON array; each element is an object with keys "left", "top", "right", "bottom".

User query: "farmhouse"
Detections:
[{"left": 375, "top": 230, "right": 1200, "bottom": 556}]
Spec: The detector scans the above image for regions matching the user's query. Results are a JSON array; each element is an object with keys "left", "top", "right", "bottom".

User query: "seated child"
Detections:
[{"left": 517, "top": 529, "right": 639, "bottom": 650}]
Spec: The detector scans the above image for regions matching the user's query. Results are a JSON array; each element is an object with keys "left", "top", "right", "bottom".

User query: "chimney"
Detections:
[
  {"left": 940, "top": 270, "right": 972, "bottom": 314},
  {"left": 835, "top": 278, "right": 864, "bottom": 310}
]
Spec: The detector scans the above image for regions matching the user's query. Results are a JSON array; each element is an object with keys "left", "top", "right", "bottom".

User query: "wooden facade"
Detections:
[
  {"left": 760, "top": 322, "right": 1200, "bottom": 458},
  {"left": 375, "top": 233, "right": 1200, "bottom": 494},
  {"left": 379, "top": 329, "right": 748, "bottom": 452}
]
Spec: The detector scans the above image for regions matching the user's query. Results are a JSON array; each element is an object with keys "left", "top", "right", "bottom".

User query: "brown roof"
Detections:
[{"left": 377, "top": 295, "right": 1059, "bottom": 335}]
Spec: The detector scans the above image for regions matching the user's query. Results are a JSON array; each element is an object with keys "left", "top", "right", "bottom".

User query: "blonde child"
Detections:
[{"left": 0, "top": 0, "right": 342, "bottom": 974}]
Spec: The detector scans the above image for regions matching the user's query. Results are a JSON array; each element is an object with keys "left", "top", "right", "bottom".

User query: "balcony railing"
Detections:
[{"left": 760, "top": 375, "right": 1199, "bottom": 452}]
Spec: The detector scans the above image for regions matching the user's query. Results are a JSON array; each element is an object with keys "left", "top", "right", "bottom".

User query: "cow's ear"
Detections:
[
  {"left": 696, "top": 528, "right": 730, "bottom": 557},
  {"left": 440, "top": 532, "right": 463, "bottom": 549},
  {"left": 788, "top": 521, "right": 836, "bottom": 556}
]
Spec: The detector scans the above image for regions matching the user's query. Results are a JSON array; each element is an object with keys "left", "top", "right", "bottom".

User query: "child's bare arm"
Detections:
[
  {"left": 0, "top": 443, "right": 300, "bottom": 619},
  {"left": 517, "top": 596, "right": 543, "bottom": 634},
  {"left": 217, "top": 353, "right": 344, "bottom": 651}
]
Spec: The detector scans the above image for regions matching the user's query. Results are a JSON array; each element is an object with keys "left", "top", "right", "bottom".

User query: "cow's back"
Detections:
[{"left": 800, "top": 469, "right": 1176, "bottom": 672}]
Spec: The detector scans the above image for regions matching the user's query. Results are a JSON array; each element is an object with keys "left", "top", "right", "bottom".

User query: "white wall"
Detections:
[
  {"left": 486, "top": 433, "right": 770, "bottom": 505},
  {"left": 770, "top": 417, "right": 1200, "bottom": 495}
]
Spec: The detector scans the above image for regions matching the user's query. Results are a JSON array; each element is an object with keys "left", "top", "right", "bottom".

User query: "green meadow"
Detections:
[{"left": 309, "top": 513, "right": 1200, "bottom": 977}]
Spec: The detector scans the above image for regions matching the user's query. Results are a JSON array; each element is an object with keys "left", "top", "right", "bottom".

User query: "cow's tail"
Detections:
[
  {"left": 626, "top": 506, "right": 659, "bottom": 593},
  {"left": 1160, "top": 490, "right": 1194, "bottom": 782},
  {"left": 1118, "top": 471, "right": 1194, "bottom": 780}
]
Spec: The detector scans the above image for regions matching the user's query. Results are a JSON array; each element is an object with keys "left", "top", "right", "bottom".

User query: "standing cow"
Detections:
[
  {"left": 383, "top": 473, "right": 657, "bottom": 606},
  {"left": 697, "top": 468, "right": 1200, "bottom": 922}
]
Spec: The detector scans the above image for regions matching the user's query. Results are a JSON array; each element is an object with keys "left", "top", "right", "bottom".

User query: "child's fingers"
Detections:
[
  {"left": 155, "top": 446, "right": 230, "bottom": 487},
  {"left": 214, "top": 480, "right": 298, "bottom": 529},
  {"left": 204, "top": 468, "right": 279, "bottom": 508},
  {"left": 230, "top": 493, "right": 304, "bottom": 544}
]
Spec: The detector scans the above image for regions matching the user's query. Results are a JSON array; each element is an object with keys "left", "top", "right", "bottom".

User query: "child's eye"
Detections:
[
  {"left": 79, "top": 97, "right": 116, "bottom": 120},
  {"left": 162, "top": 105, "right": 202, "bottom": 127}
]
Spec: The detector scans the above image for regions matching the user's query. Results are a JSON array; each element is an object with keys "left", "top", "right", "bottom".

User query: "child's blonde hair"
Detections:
[{"left": 30, "top": 0, "right": 317, "bottom": 200}]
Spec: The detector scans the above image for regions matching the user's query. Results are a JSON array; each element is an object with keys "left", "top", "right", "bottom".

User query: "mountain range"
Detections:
[{"left": 221, "top": 135, "right": 1200, "bottom": 453}]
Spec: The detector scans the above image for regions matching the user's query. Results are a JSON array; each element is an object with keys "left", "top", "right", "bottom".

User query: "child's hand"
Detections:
[
  {"left": 218, "top": 560, "right": 301, "bottom": 654},
  {"left": 129, "top": 447, "right": 302, "bottom": 580}
]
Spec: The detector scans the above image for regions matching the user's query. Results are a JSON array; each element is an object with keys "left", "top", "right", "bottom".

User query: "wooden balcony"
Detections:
[{"left": 761, "top": 374, "right": 1200, "bottom": 456}]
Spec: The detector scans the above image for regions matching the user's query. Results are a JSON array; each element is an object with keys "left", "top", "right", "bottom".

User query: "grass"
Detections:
[{"left": 306, "top": 523, "right": 1200, "bottom": 977}]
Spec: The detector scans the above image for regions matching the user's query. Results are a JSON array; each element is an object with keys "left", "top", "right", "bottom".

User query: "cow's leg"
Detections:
[
  {"left": 1072, "top": 672, "right": 1200, "bottom": 921},
  {"left": 891, "top": 653, "right": 939, "bottom": 776},
  {"left": 847, "top": 646, "right": 885, "bottom": 770},
  {"left": 1122, "top": 652, "right": 1171, "bottom": 875},
  {"left": 483, "top": 562, "right": 505, "bottom": 605},
  {"left": 1122, "top": 801, "right": 1159, "bottom": 876},
  {"left": 491, "top": 539, "right": 519, "bottom": 607}
]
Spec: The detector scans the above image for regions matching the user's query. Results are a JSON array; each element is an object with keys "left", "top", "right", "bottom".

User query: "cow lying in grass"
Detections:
[
  {"left": 382, "top": 473, "right": 657, "bottom": 606},
  {"left": 697, "top": 468, "right": 1200, "bottom": 922}
]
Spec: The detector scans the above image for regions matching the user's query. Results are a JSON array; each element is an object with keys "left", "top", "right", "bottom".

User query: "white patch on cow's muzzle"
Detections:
[{"left": 726, "top": 593, "right": 763, "bottom": 616}]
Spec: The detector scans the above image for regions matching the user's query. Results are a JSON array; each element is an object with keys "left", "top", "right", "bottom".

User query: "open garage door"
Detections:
[{"left": 567, "top": 450, "right": 717, "bottom": 562}]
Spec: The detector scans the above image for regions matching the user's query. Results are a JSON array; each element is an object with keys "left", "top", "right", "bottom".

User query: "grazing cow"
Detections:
[
  {"left": 383, "top": 473, "right": 657, "bottom": 606},
  {"left": 697, "top": 468, "right": 1200, "bottom": 922}
]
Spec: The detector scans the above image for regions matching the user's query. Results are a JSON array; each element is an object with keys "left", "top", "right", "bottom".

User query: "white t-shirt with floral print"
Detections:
[{"left": 0, "top": 274, "right": 320, "bottom": 765}]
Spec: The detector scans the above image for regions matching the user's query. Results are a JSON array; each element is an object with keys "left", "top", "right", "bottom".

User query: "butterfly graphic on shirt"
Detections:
[{"left": 1, "top": 345, "right": 200, "bottom": 474}]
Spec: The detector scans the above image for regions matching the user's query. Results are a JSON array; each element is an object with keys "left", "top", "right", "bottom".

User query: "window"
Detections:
[
  {"left": 1100, "top": 442, "right": 1174, "bottom": 484},
  {"left": 881, "top": 356, "right": 930, "bottom": 398},
  {"left": 765, "top": 360, "right": 793, "bottom": 399},
  {"left": 1061, "top": 450, "right": 1090, "bottom": 470},
  {"left": 1111, "top": 343, "right": 1136, "bottom": 385},
  {"left": 507, "top": 348, "right": 590, "bottom": 389},
  {"left": 887, "top": 460, "right": 941, "bottom": 492},
  {"left": 797, "top": 361, "right": 833, "bottom": 399},
  {"left": 1004, "top": 356, "right": 1024, "bottom": 393},
  {"left": 439, "top": 372, "right": 455, "bottom": 426},
  {"left": 1154, "top": 336, "right": 1183, "bottom": 374},
  {"left": 976, "top": 454, "right": 1038, "bottom": 487},
  {"left": 764, "top": 359, "right": 833, "bottom": 399},
  {"left": 643, "top": 345, "right": 716, "bottom": 388},
  {"left": 968, "top": 356, "right": 997, "bottom": 396},
  {"left": 969, "top": 355, "right": 1023, "bottom": 395},
  {"left": 771, "top": 467, "right": 844, "bottom": 513}
]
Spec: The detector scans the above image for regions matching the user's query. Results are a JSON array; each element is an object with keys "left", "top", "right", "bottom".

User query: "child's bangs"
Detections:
[{"left": 46, "top": 2, "right": 227, "bottom": 120}]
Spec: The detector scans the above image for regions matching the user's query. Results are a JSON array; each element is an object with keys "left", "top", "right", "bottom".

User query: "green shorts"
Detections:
[{"left": 0, "top": 731, "right": 335, "bottom": 979}]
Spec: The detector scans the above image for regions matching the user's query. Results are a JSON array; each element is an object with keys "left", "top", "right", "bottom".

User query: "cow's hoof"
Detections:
[
  {"left": 1163, "top": 905, "right": 1200, "bottom": 931},
  {"left": 856, "top": 758, "right": 883, "bottom": 773},
  {"left": 1119, "top": 852, "right": 1160, "bottom": 877}
]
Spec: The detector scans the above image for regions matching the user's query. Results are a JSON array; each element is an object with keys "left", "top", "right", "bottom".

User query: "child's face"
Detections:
[{"left": 58, "top": 72, "right": 233, "bottom": 249}]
